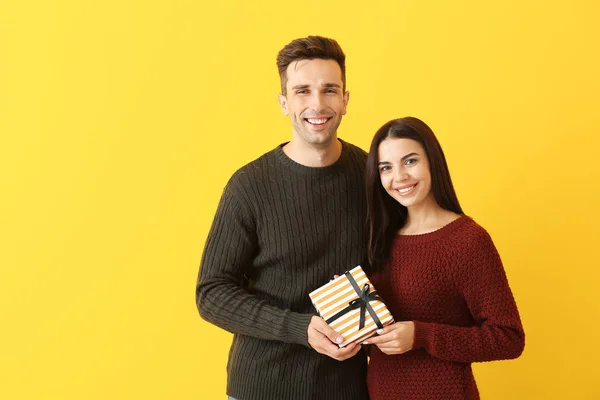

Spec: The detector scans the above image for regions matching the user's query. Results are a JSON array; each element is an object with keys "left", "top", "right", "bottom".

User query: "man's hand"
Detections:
[
  {"left": 307, "top": 316, "right": 361, "bottom": 361},
  {"left": 363, "top": 321, "right": 415, "bottom": 355}
]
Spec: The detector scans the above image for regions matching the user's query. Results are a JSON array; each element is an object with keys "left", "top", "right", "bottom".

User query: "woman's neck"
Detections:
[{"left": 400, "top": 197, "right": 460, "bottom": 235}]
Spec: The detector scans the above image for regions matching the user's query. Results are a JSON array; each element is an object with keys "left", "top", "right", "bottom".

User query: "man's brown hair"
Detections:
[{"left": 276, "top": 35, "right": 346, "bottom": 95}]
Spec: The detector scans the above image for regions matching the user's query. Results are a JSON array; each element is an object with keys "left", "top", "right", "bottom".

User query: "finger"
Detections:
[
  {"left": 330, "top": 342, "right": 354, "bottom": 357},
  {"left": 379, "top": 320, "right": 411, "bottom": 334},
  {"left": 314, "top": 336, "right": 341, "bottom": 355},
  {"left": 377, "top": 345, "right": 405, "bottom": 355},
  {"left": 377, "top": 324, "right": 396, "bottom": 335},
  {"left": 313, "top": 317, "right": 344, "bottom": 345},
  {"left": 332, "top": 342, "right": 361, "bottom": 361},
  {"left": 378, "top": 348, "right": 396, "bottom": 356},
  {"left": 338, "top": 341, "right": 357, "bottom": 353},
  {"left": 363, "top": 322, "right": 404, "bottom": 345},
  {"left": 341, "top": 345, "right": 361, "bottom": 360},
  {"left": 317, "top": 338, "right": 354, "bottom": 359},
  {"left": 362, "top": 332, "right": 393, "bottom": 345}
]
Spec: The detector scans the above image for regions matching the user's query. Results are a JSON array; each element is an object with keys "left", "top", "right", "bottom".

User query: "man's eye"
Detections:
[{"left": 296, "top": 90, "right": 308, "bottom": 94}]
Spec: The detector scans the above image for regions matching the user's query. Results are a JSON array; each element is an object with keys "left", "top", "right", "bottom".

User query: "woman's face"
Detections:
[{"left": 377, "top": 137, "right": 433, "bottom": 209}]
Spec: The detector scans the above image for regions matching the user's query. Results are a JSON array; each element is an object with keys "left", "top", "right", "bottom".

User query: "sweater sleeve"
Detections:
[
  {"left": 413, "top": 229, "right": 525, "bottom": 363},
  {"left": 196, "top": 181, "right": 313, "bottom": 346}
]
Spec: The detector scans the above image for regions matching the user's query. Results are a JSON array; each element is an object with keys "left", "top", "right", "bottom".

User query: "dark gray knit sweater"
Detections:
[{"left": 196, "top": 140, "right": 369, "bottom": 400}]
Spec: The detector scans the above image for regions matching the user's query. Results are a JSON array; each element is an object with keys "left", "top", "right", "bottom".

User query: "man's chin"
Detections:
[{"left": 304, "top": 133, "right": 337, "bottom": 146}]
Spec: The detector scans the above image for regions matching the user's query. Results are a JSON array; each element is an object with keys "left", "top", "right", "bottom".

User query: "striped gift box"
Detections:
[{"left": 309, "top": 266, "right": 394, "bottom": 347}]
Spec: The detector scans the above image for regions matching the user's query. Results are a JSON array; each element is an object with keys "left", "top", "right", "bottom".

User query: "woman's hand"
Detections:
[{"left": 364, "top": 321, "right": 415, "bottom": 355}]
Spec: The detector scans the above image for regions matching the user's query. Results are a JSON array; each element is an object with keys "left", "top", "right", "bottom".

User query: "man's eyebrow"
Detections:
[
  {"left": 291, "top": 84, "right": 309, "bottom": 90},
  {"left": 323, "top": 83, "right": 341, "bottom": 88}
]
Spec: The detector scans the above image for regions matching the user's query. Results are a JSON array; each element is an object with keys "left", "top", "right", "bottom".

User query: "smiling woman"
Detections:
[
  {"left": 363, "top": 117, "right": 525, "bottom": 400},
  {"left": 366, "top": 117, "right": 464, "bottom": 263},
  {"left": 377, "top": 140, "right": 432, "bottom": 211}
]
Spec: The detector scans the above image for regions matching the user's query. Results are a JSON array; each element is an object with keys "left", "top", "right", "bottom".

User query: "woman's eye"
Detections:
[{"left": 405, "top": 158, "right": 417, "bottom": 165}]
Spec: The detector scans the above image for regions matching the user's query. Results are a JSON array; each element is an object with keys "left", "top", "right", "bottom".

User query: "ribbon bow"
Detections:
[{"left": 325, "top": 271, "right": 386, "bottom": 330}]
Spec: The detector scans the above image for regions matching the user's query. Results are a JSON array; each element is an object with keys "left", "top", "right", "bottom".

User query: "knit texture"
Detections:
[
  {"left": 367, "top": 216, "right": 525, "bottom": 400},
  {"left": 197, "top": 140, "right": 369, "bottom": 400}
]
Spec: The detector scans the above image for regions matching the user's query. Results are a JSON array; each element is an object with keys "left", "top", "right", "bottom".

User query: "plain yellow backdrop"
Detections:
[{"left": 1, "top": 0, "right": 599, "bottom": 399}]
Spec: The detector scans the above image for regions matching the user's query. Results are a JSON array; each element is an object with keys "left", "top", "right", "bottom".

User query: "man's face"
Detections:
[{"left": 278, "top": 59, "right": 349, "bottom": 146}]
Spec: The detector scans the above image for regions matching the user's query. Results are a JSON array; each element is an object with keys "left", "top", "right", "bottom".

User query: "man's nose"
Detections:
[{"left": 309, "top": 93, "right": 326, "bottom": 111}]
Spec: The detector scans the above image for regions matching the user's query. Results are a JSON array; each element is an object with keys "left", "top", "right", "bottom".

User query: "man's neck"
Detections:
[{"left": 282, "top": 137, "right": 343, "bottom": 167}]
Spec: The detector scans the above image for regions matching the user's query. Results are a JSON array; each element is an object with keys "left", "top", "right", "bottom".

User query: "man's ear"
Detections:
[
  {"left": 278, "top": 94, "right": 289, "bottom": 116},
  {"left": 342, "top": 91, "right": 350, "bottom": 115}
]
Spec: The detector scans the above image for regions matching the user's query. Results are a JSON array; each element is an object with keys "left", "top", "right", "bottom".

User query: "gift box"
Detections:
[{"left": 309, "top": 265, "right": 394, "bottom": 347}]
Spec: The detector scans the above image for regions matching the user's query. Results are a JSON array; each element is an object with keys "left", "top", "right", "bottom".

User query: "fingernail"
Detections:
[
  {"left": 336, "top": 336, "right": 343, "bottom": 344},
  {"left": 376, "top": 329, "right": 383, "bottom": 334},
  {"left": 362, "top": 341, "right": 368, "bottom": 345}
]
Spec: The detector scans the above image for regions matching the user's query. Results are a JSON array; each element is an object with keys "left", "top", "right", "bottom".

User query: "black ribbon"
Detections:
[{"left": 325, "top": 271, "right": 386, "bottom": 330}]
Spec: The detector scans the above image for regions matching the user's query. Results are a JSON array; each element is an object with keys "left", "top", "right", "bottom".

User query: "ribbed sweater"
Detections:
[
  {"left": 197, "top": 140, "right": 370, "bottom": 400},
  {"left": 367, "top": 216, "right": 525, "bottom": 400}
]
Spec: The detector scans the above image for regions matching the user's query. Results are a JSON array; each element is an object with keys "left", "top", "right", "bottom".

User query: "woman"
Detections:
[{"left": 363, "top": 117, "right": 524, "bottom": 399}]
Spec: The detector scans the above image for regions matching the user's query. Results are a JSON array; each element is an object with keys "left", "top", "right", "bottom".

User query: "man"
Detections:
[{"left": 196, "top": 36, "right": 369, "bottom": 400}]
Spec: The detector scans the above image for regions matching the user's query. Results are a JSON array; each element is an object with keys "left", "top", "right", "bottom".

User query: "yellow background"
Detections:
[{"left": 1, "top": 0, "right": 599, "bottom": 399}]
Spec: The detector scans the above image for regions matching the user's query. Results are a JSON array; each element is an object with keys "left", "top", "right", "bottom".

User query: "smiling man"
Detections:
[
  {"left": 278, "top": 57, "right": 348, "bottom": 154},
  {"left": 196, "top": 36, "right": 369, "bottom": 400}
]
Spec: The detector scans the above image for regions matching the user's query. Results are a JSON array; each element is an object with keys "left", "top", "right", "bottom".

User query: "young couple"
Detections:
[{"left": 197, "top": 35, "right": 524, "bottom": 400}]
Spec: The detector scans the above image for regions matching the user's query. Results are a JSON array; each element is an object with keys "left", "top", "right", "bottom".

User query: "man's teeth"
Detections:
[{"left": 306, "top": 118, "right": 328, "bottom": 125}]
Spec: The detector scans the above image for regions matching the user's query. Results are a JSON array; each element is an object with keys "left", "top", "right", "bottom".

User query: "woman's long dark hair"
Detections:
[{"left": 366, "top": 117, "right": 464, "bottom": 270}]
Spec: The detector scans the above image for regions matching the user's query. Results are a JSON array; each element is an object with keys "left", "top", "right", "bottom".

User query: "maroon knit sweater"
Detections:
[{"left": 367, "top": 216, "right": 524, "bottom": 400}]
